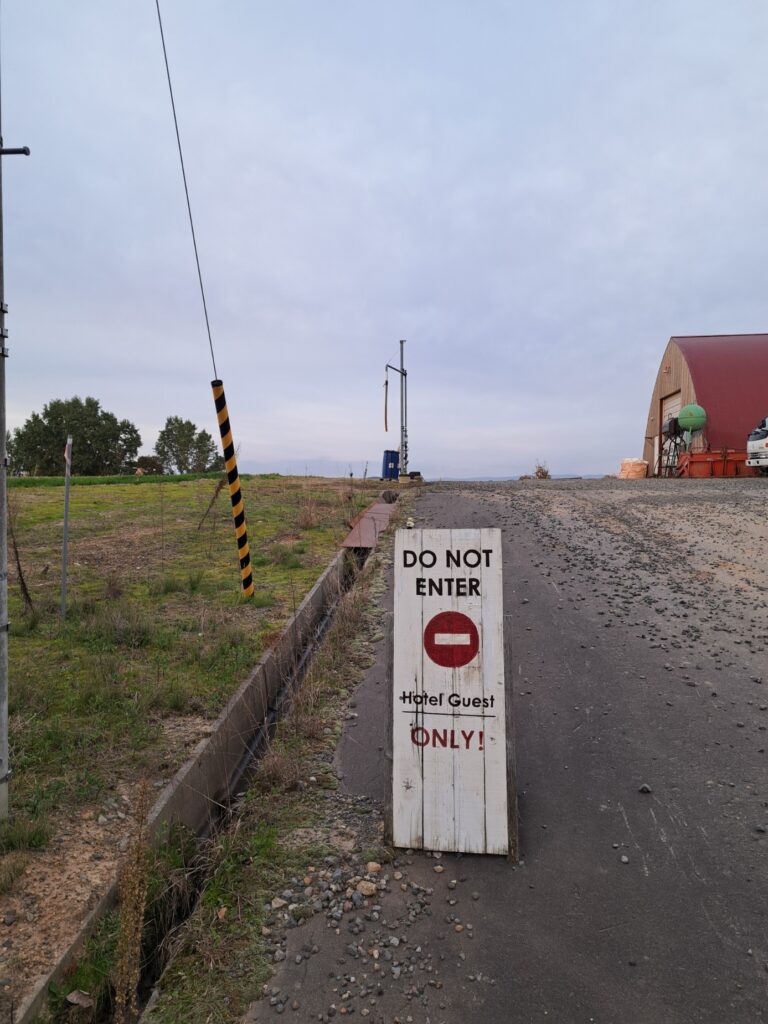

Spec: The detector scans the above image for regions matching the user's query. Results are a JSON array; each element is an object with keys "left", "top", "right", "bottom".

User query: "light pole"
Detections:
[
  {"left": 0, "top": 43, "right": 30, "bottom": 816},
  {"left": 386, "top": 339, "right": 408, "bottom": 478}
]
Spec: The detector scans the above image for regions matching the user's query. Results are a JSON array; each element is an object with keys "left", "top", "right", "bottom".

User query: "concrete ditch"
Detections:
[{"left": 14, "top": 503, "right": 395, "bottom": 1024}]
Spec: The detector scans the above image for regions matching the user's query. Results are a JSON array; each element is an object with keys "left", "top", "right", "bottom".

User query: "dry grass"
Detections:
[
  {"left": 255, "top": 743, "right": 303, "bottom": 793},
  {"left": 297, "top": 494, "right": 319, "bottom": 530},
  {"left": 112, "top": 781, "right": 151, "bottom": 1022},
  {"left": 0, "top": 851, "right": 27, "bottom": 895}
]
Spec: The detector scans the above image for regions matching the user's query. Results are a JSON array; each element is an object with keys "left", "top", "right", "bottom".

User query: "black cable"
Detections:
[{"left": 154, "top": 0, "right": 218, "bottom": 380}]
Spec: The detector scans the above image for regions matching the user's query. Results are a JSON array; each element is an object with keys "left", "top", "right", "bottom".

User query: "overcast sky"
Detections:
[{"left": 3, "top": 1, "right": 768, "bottom": 478}]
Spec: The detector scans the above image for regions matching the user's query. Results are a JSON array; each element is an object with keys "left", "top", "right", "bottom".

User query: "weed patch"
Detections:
[
  {"left": 0, "top": 815, "right": 52, "bottom": 853},
  {"left": 48, "top": 911, "right": 119, "bottom": 1018}
]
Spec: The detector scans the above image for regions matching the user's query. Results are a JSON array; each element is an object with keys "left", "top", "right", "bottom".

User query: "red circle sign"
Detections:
[{"left": 424, "top": 611, "right": 480, "bottom": 668}]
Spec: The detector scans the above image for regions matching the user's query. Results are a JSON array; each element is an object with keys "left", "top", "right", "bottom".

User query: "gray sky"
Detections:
[{"left": 3, "top": 1, "right": 768, "bottom": 478}]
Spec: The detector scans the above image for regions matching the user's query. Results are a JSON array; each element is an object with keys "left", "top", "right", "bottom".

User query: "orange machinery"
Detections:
[{"left": 675, "top": 450, "right": 760, "bottom": 478}]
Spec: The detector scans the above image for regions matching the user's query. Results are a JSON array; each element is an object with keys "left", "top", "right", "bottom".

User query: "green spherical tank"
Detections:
[{"left": 678, "top": 403, "right": 707, "bottom": 431}]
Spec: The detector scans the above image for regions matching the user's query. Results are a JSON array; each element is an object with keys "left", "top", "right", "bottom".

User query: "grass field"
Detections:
[
  {"left": 8, "top": 471, "right": 281, "bottom": 489},
  {"left": 2, "top": 474, "right": 381, "bottom": 852}
]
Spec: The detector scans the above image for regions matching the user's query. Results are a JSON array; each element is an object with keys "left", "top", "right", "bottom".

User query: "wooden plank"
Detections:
[
  {"left": 392, "top": 528, "right": 510, "bottom": 855},
  {"left": 478, "top": 526, "right": 508, "bottom": 855},
  {"left": 392, "top": 530, "right": 426, "bottom": 848},
  {"left": 383, "top": 612, "right": 394, "bottom": 846}
]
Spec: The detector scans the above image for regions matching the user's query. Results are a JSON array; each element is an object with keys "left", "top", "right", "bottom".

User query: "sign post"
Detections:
[
  {"left": 60, "top": 435, "right": 72, "bottom": 619},
  {"left": 392, "top": 528, "right": 516, "bottom": 857}
]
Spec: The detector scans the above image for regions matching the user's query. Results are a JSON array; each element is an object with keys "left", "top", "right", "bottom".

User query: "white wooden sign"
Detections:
[{"left": 392, "top": 528, "right": 513, "bottom": 856}]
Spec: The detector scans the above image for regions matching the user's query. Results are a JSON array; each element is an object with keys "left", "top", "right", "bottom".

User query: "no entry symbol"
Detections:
[{"left": 424, "top": 611, "right": 480, "bottom": 668}]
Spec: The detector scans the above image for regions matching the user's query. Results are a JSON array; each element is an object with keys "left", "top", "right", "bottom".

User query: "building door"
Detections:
[
  {"left": 658, "top": 391, "right": 683, "bottom": 475},
  {"left": 661, "top": 391, "right": 682, "bottom": 427}
]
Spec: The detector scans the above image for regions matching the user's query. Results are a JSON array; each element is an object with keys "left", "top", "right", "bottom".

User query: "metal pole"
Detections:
[
  {"left": 0, "top": 116, "right": 6, "bottom": 820},
  {"left": 403, "top": 356, "right": 408, "bottom": 477},
  {"left": 0, "top": 16, "right": 31, "bottom": 815},
  {"left": 385, "top": 343, "right": 410, "bottom": 478},
  {"left": 403, "top": 339, "right": 409, "bottom": 475},
  {"left": 61, "top": 436, "right": 72, "bottom": 618},
  {"left": 399, "top": 339, "right": 408, "bottom": 476}
]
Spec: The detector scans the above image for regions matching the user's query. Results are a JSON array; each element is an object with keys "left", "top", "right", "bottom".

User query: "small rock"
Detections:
[
  {"left": 357, "top": 881, "right": 377, "bottom": 897},
  {"left": 638, "top": 784, "right": 652, "bottom": 794}
]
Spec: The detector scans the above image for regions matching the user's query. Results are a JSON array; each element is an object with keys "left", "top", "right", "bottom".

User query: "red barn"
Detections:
[{"left": 643, "top": 334, "right": 768, "bottom": 474}]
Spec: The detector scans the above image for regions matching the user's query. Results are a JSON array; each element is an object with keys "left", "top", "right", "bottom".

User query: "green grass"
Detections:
[
  {"left": 8, "top": 472, "right": 281, "bottom": 489},
  {"left": 3, "top": 476, "right": 381, "bottom": 852},
  {"left": 0, "top": 814, "right": 52, "bottom": 854},
  {"left": 48, "top": 911, "right": 120, "bottom": 1018}
]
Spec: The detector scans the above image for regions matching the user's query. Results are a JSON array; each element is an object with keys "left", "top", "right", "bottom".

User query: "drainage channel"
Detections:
[
  {"left": 217, "top": 547, "right": 367, "bottom": 826},
  {"left": 131, "top": 546, "right": 370, "bottom": 1021}
]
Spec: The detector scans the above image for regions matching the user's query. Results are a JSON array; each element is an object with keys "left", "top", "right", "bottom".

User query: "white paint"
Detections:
[
  {"left": 392, "top": 528, "right": 509, "bottom": 855},
  {"left": 434, "top": 632, "right": 471, "bottom": 645}
]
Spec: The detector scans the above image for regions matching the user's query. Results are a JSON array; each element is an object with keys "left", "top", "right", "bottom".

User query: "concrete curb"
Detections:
[{"left": 14, "top": 548, "right": 354, "bottom": 1024}]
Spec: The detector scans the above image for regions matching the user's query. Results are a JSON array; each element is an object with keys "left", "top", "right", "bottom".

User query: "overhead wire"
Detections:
[
  {"left": 153, "top": 0, "right": 254, "bottom": 597},
  {"left": 154, "top": 0, "right": 218, "bottom": 380}
]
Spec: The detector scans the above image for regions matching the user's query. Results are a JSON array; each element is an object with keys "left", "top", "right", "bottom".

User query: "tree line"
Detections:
[{"left": 6, "top": 396, "right": 224, "bottom": 476}]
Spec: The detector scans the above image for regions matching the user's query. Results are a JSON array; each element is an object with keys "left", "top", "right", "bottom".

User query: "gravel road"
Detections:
[{"left": 257, "top": 478, "right": 768, "bottom": 1024}]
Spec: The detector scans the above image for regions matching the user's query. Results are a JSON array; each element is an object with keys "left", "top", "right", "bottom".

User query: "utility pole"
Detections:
[
  {"left": 385, "top": 339, "right": 408, "bottom": 478},
  {"left": 0, "top": 35, "right": 31, "bottom": 816}
]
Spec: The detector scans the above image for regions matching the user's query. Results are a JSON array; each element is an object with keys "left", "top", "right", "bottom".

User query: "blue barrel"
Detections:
[{"left": 381, "top": 449, "right": 400, "bottom": 480}]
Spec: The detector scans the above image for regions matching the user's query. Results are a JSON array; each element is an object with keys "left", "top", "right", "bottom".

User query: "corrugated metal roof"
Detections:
[{"left": 672, "top": 334, "right": 768, "bottom": 449}]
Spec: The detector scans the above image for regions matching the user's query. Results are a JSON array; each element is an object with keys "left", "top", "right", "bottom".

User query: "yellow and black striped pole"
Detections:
[{"left": 211, "top": 380, "right": 254, "bottom": 597}]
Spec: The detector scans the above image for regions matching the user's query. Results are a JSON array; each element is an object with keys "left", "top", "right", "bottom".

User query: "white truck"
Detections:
[{"left": 746, "top": 416, "right": 768, "bottom": 474}]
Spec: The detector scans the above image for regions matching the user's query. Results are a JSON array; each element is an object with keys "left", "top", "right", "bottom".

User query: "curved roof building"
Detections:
[{"left": 643, "top": 334, "right": 768, "bottom": 473}]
